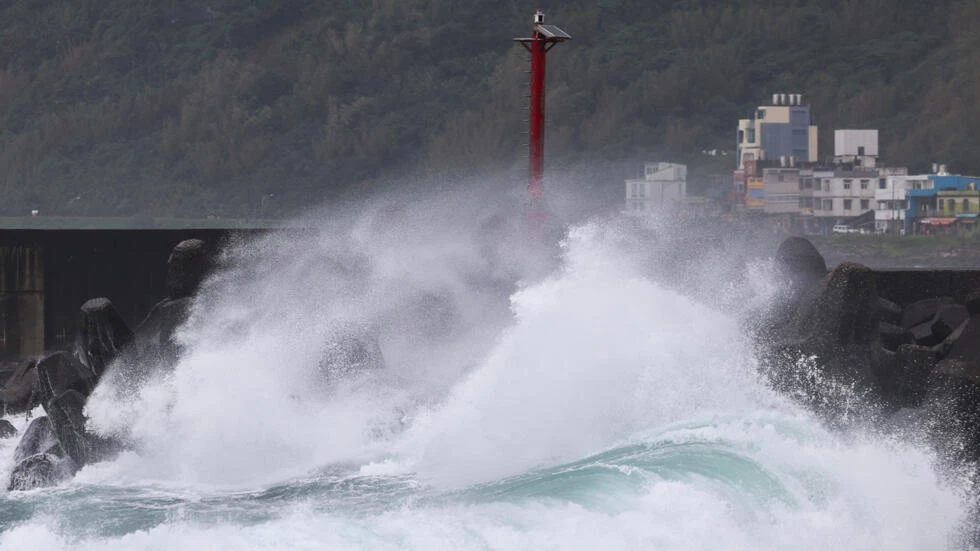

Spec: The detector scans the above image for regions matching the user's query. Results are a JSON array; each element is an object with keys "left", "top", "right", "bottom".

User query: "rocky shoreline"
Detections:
[
  {"left": 2, "top": 238, "right": 213, "bottom": 489},
  {"left": 0, "top": 237, "right": 385, "bottom": 490},
  {"left": 760, "top": 237, "right": 980, "bottom": 471},
  {"left": 1, "top": 232, "right": 979, "bottom": 498}
]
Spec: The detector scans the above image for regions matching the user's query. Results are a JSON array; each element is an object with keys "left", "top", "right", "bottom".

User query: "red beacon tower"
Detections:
[{"left": 514, "top": 9, "right": 571, "bottom": 204}]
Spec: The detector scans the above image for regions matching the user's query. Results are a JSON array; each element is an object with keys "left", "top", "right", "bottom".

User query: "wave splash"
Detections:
[{"left": 0, "top": 189, "right": 971, "bottom": 549}]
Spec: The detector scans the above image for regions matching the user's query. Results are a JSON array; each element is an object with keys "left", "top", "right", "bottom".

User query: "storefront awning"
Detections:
[{"left": 921, "top": 218, "right": 957, "bottom": 226}]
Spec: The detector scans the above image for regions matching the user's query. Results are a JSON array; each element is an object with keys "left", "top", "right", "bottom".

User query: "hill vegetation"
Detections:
[{"left": 0, "top": 0, "right": 977, "bottom": 217}]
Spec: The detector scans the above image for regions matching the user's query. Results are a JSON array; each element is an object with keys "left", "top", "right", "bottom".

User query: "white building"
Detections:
[
  {"left": 874, "top": 173, "right": 931, "bottom": 234},
  {"left": 625, "top": 162, "right": 687, "bottom": 213},
  {"left": 834, "top": 129, "right": 880, "bottom": 169},
  {"left": 811, "top": 169, "right": 878, "bottom": 224}
]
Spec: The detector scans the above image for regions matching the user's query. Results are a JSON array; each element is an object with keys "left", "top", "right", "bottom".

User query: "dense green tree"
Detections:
[{"left": 0, "top": 0, "right": 976, "bottom": 217}]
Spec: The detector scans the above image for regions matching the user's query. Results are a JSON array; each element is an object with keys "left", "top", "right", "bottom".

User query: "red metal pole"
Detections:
[{"left": 528, "top": 33, "right": 546, "bottom": 201}]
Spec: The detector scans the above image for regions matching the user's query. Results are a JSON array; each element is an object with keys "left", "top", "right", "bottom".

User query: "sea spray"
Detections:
[{"left": 0, "top": 192, "right": 970, "bottom": 549}]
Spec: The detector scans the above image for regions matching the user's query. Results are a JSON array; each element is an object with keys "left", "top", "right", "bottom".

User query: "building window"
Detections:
[
  {"left": 756, "top": 109, "right": 766, "bottom": 120},
  {"left": 860, "top": 180, "right": 869, "bottom": 190},
  {"left": 844, "top": 199, "right": 852, "bottom": 210},
  {"left": 843, "top": 179, "right": 852, "bottom": 190},
  {"left": 879, "top": 179, "right": 887, "bottom": 190},
  {"left": 823, "top": 181, "right": 829, "bottom": 192},
  {"left": 878, "top": 201, "right": 887, "bottom": 209},
  {"left": 738, "top": 130, "right": 744, "bottom": 143},
  {"left": 823, "top": 199, "right": 833, "bottom": 210},
  {"left": 939, "top": 199, "right": 945, "bottom": 210},
  {"left": 747, "top": 128, "right": 755, "bottom": 143},
  {"left": 861, "top": 199, "right": 870, "bottom": 210},
  {"left": 857, "top": 146, "right": 866, "bottom": 156},
  {"left": 964, "top": 199, "right": 970, "bottom": 211}
]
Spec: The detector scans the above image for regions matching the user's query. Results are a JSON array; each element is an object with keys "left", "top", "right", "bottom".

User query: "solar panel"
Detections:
[{"left": 536, "top": 24, "right": 571, "bottom": 40}]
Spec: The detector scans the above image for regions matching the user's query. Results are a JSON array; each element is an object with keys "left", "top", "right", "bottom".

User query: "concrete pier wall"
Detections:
[
  {"left": 0, "top": 246, "right": 44, "bottom": 359},
  {"left": 0, "top": 229, "right": 259, "bottom": 361},
  {"left": 873, "top": 270, "right": 980, "bottom": 305}
]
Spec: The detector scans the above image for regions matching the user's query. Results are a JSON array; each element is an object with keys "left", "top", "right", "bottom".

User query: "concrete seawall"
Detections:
[
  {"left": 874, "top": 270, "right": 980, "bottom": 305},
  {"left": 0, "top": 229, "right": 260, "bottom": 362}
]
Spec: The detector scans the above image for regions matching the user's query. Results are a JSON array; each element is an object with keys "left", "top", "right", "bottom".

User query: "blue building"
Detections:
[
  {"left": 905, "top": 174, "right": 980, "bottom": 234},
  {"left": 736, "top": 93, "right": 818, "bottom": 169}
]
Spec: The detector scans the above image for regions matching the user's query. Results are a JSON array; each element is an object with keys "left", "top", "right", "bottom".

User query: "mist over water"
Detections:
[{"left": 0, "top": 183, "right": 972, "bottom": 549}]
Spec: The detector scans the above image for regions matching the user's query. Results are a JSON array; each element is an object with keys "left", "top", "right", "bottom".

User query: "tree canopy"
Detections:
[{"left": 0, "top": 0, "right": 977, "bottom": 217}]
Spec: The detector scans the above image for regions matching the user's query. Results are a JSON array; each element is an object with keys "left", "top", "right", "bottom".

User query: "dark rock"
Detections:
[
  {"left": 901, "top": 297, "right": 956, "bottom": 329},
  {"left": 879, "top": 322, "right": 913, "bottom": 351},
  {"left": 34, "top": 352, "right": 92, "bottom": 406},
  {"left": 0, "top": 359, "right": 39, "bottom": 414},
  {"left": 166, "top": 239, "right": 210, "bottom": 299},
  {"left": 941, "top": 316, "right": 980, "bottom": 364},
  {"left": 921, "top": 318, "right": 980, "bottom": 463},
  {"left": 775, "top": 237, "right": 827, "bottom": 286},
  {"left": 760, "top": 262, "right": 883, "bottom": 420},
  {"left": 966, "top": 289, "right": 980, "bottom": 316},
  {"left": 133, "top": 296, "right": 193, "bottom": 370},
  {"left": 934, "top": 304, "right": 970, "bottom": 341},
  {"left": 13, "top": 416, "right": 63, "bottom": 464},
  {"left": 907, "top": 303, "right": 969, "bottom": 347},
  {"left": 877, "top": 297, "right": 903, "bottom": 325},
  {"left": 111, "top": 240, "right": 212, "bottom": 380},
  {"left": 0, "top": 419, "right": 15, "bottom": 438},
  {"left": 43, "top": 389, "right": 90, "bottom": 465},
  {"left": 923, "top": 357, "right": 980, "bottom": 464},
  {"left": 42, "top": 389, "right": 117, "bottom": 466},
  {"left": 909, "top": 321, "right": 936, "bottom": 346},
  {"left": 877, "top": 344, "right": 937, "bottom": 408},
  {"left": 0, "top": 361, "right": 21, "bottom": 387},
  {"left": 814, "top": 262, "right": 879, "bottom": 347},
  {"left": 7, "top": 453, "right": 76, "bottom": 491},
  {"left": 75, "top": 298, "right": 134, "bottom": 381}
]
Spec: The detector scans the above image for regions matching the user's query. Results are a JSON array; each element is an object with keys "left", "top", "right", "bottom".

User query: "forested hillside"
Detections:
[{"left": 0, "top": 0, "right": 977, "bottom": 217}]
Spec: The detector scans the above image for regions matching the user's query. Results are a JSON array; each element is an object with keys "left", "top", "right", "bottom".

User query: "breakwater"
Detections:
[
  {"left": 0, "top": 229, "right": 253, "bottom": 363},
  {"left": 762, "top": 237, "right": 980, "bottom": 471}
]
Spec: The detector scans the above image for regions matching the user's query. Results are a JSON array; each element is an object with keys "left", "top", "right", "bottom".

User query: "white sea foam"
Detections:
[{"left": 3, "top": 187, "right": 971, "bottom": 549}]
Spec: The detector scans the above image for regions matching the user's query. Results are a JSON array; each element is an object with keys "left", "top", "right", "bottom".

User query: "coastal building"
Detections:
[
  {"left": 762, "top": 168, "right": 801, "bottom": 215},
  {"left": 809, "top": 169, "right": 878, "bottom": 232},
  {"left": 736, "top": 93, "right": 818, "bottom": 170},
  {"left": 834, "top": 130, "right": 879, "bottom": 169},
  {"left": 625, "top": 162, "right": 687, "bottom": 214},
  {"left": 906, "top": 171, "right": 980, "bottom": 235},
  {"left": 875, "top": 173, "right": 928, "bottom": 234}
]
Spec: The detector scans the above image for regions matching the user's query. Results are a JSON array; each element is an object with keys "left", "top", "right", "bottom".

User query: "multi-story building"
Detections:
[
  {"left": 625, "top": 162, "right": 687, "bottom": 214},
  {"left": 809, "top": 169, "right": 878, "bottom": 232},
  {"left": 906, "top": 172, "right": 980, "bottom": 234},
  {"left": 762, "top": 168, "right": 801, "bottom": 214},
  {"left": 736, "top": 93, "right": 818, "bottom": 170},
  {"left": 874, "top": 173, "right": 928, "bottom": 234}
]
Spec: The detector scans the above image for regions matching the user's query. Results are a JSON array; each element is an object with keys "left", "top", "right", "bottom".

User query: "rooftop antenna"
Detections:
[{"left": 514, "top": 9, "right": 571, "bottom": 205}]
